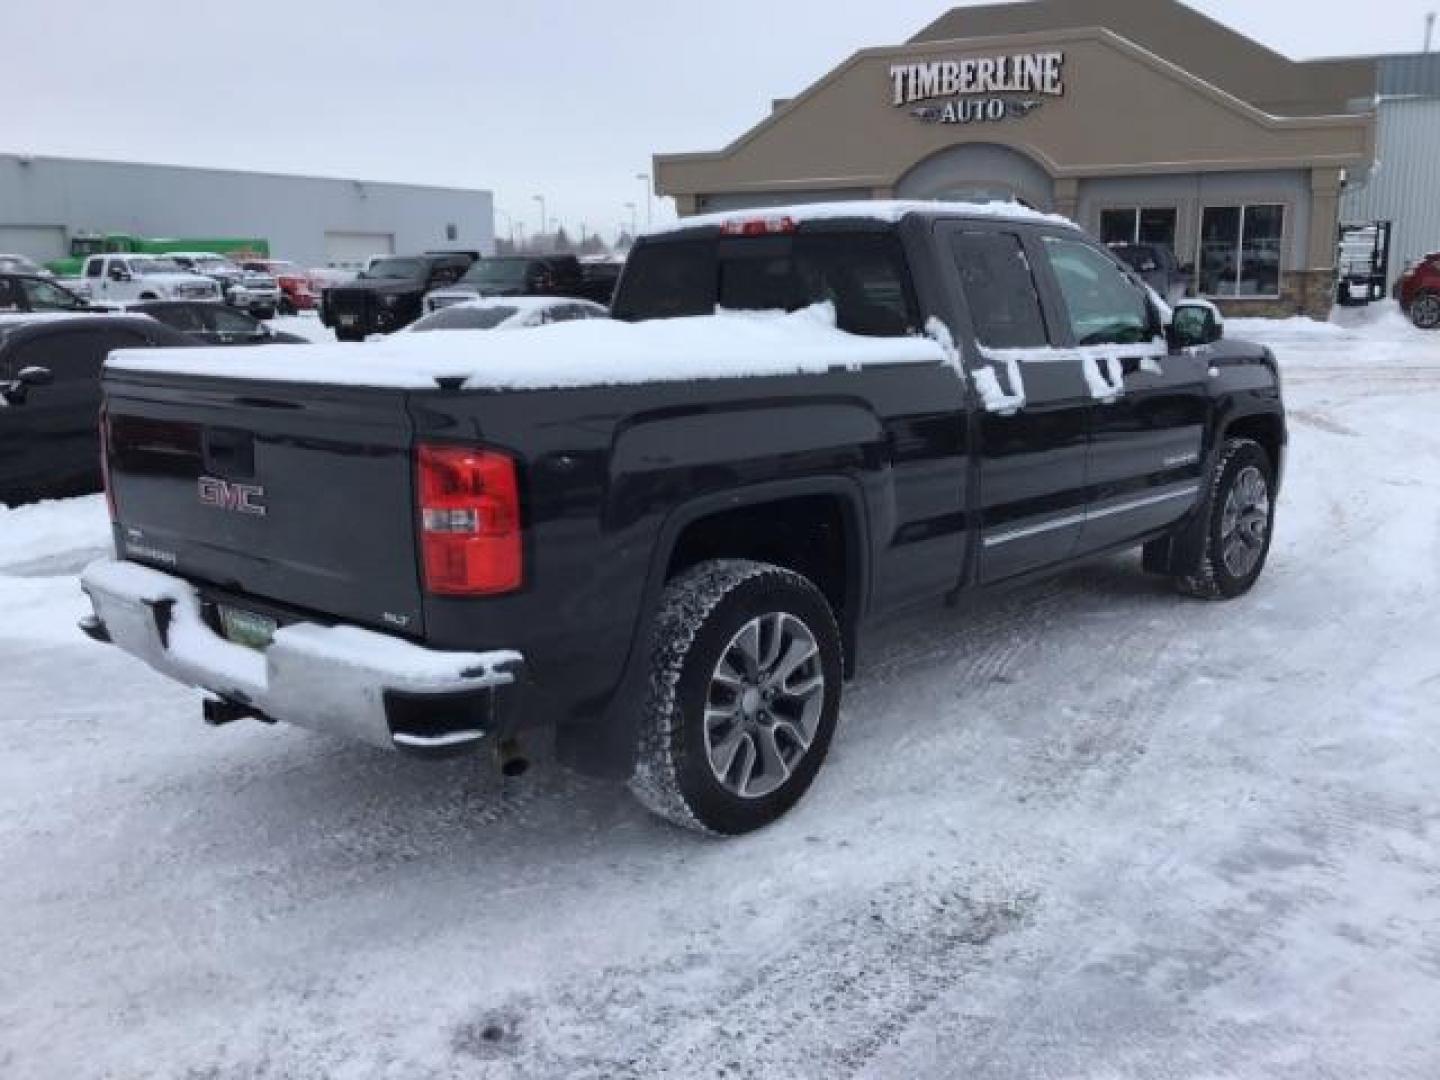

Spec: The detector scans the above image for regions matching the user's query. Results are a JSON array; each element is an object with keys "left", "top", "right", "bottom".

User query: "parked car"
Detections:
[
  {"left": 127, "top": 301, "right": 309, "bottom": 345},
  {"left": 0, "top": 254, "right": 52, "bottom": 278},
  {"left": 0, "top": 314, "right": 190, "bottom": 504},
  {"left": 577, "top": 256, "right": 625, "bottom": 306},
  {"left": 0, "top": 273, "right": 94, "bottom": 313},
  {"left": 402, "top": 296, "right": 608, "bottom": 334},
  {"left": 1395, "top": 252, "right": 1440, "bottom": 329},
  {"left": 1110, "top": 242, "right": 1190, "bottom": 305},
  {"left": 319, "top": 253, "right": 475, "bottom": 340},
  {"left": 423, "top": 255, "right": 585, "bottom": 313},
  {"left": 83, "top": 203, "right": 1286, "bottom": 835},
  {"left": 81, "top": 254, "right": 223, "bottom": 305},
  {"left": 239, "top": 259, "right": 316, "bottom": 314},
  {"left": 168, "top": 253, "right": 281, "bottom": 318}
]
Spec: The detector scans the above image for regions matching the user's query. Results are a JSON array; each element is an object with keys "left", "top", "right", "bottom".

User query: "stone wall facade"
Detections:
[{"left": 1213, "top": 269, "right": 1335, "bottom": 321}]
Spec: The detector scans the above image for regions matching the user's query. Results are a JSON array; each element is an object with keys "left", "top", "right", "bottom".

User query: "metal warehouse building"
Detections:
[
  {"left": 0, "top": 153, "right": 494, "bottom": 269},
  {"left": 656, "top": 0, "right": 1440, "bottom": 318}
]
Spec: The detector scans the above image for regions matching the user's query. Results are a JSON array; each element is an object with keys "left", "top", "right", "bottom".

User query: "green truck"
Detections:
[{"left": 46, "top": 234, "right": 270, "bottom": 277}]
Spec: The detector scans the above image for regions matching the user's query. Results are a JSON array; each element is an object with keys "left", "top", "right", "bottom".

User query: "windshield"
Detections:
[
  {"left": 134, "top": 258, "right": 186, "bottom": 275},
  {"left": 362, "top": 258, "right": 425, "bottom": 280},
  {"left": 410, "top": 305, "right": 519, "bottom": 332},
  {"left": 461, "top": 259, "right": 530, "bottom": 287},
  {"left": 0, "top": 256, "right": 41, "bottom": 274},
  {"left": 195, "top": 258, "right": 238, "bottom": 273},
  {"left": 613, "top": 231, "right": 920, "bottom": 338}
]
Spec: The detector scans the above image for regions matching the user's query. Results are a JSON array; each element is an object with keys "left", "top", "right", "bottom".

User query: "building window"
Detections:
[
  {"left": 1099, "top": 207, "right": 1178, "bottom": 250},
  {"left": 1199, "top": 204, "right": 1284, "bottom": 298}
]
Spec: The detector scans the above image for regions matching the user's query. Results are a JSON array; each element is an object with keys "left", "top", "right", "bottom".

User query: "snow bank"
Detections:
[
  {"left": 109, "top": 303, "right": 946, "bottom": 391},
  {"left": 644, "top": 199, "right": 1077, "bottom": 236}
]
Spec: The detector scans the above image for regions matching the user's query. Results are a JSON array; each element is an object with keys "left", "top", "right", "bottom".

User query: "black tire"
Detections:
[
  {"left": 1174, "top": 438, "right": 1276, "bottom": 600},
  {"left": 334, "top": 327, "right": 364, "bottom": 342},
  {"left": 1410, "top": 291, "right": 1440, "bottom": 330},
  {"left": 630, "top": 560, "right": 843, "bottom": 836},
  {"left": 256, "top": 307, "right": 277, "bottom": 320},
  {"left": 139, "top": 293, "right": 158, "bottom": 300},
  {"left": 278, "top": 298, "right": 296, "bottom": 316}
]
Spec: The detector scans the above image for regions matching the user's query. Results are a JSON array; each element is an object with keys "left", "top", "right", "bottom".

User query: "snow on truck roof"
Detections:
[
  {"left": 643, "top": 199, "right": 1077, "bottom": 237},
  {"left": 107, "top": 303, "right": 946, "bottom": 391}
]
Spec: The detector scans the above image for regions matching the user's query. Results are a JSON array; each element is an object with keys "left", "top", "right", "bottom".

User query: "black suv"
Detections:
[{"left": 320, "top": 253, "right": 475, "bottom": 340}]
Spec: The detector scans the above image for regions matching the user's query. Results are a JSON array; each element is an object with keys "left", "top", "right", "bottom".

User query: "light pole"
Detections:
[
  {"left": 532, "top": 194, "right": 547, "bottom": 242},
  {"left": 494, "top": 208, "right": 516, "bottom": 248},
  {"left": 624, "top": 201, "right": 638, "bottom": 239},
  {"left": 635, "top": 173, "right": 653, "bottom": 230}
]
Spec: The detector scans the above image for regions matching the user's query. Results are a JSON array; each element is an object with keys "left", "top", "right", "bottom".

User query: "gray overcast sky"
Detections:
[{"left": 8, "top": 0, "right": 1437, "bottom": 242}]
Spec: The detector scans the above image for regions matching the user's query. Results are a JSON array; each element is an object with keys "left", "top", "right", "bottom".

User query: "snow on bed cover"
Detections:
[
  {"left": 644, "top": 199, "right": 1077, "bottom": 236},
  {"left": 107, "top": 303, "right": 946, "bottom": 390}
]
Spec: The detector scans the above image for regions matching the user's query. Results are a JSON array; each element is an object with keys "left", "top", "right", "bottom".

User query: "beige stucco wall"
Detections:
[
  {"left": 655, "top": 28, "right": 1374, "bottom": 202},
  {"left": 911, "top": 0, "right": 1375, "bottom": 116}
]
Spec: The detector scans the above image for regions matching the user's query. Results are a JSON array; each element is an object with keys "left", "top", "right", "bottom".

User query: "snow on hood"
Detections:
[
  {"left": 644, "top": 199, "right": 1077, "bottom": 237},
  {"left": 107, "top": 303, "right": 946, "bottom": 391}
]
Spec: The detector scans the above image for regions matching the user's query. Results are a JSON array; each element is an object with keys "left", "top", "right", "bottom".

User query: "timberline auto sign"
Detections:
[{"left": 890, "top": 52, "right": 1065, "bottom": 125}]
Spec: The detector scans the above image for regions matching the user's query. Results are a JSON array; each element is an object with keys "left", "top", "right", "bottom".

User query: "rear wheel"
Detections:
[
  {"left": 1411, "top": 291, "right": 1440, "bottom": 330},
  {"left": 256, "top": 306, "right": 277, "bottom": 320},
  {"left": 630, "top": 560, "right": 843, "bottom": 835},
  {"left": 1174, "top": 438, "right": 1276, "bottom": 600},
  {"left": 334, "top": 327, "right": 364, "bottom": 342},
  {"left": 278, "top": 297, "right": 296, "bottom": 316}
]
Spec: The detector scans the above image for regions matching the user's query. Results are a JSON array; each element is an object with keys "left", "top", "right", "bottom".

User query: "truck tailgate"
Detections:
[{"left": 103, "top": 372, "right": 425, "bottom": 635}]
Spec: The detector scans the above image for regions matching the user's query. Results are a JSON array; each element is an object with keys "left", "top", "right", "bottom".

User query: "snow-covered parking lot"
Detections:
[{"left": 2, "top": 305, "right": 1439, "bottom": 1079}]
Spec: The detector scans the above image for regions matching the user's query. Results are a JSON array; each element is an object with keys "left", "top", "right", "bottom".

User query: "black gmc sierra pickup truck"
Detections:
[{"left": 80, "top": 202, "right": 1286, "bottom": 835}]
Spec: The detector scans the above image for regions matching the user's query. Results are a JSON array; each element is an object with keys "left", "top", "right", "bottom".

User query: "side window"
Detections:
[
  {"left": 0, "top": 278, "right": 19, "bottom": 311},
  {"left": 85, "top": 258, "right": 103, "bottom": 279},
  {"left": 948, "top": 231, "right": 1049, "bottom": 349},
  {"left": 206, "top": 306, "right": 259, "bottom": 333},
  {"left": 156, "top": 306, "right": 207, "bottom": 333},
  {"left": 21, "top": 278, "right": 83, "bottom": 311},
  {"left": 1042, "top": 237, "right": 1151, "bottom": 346}
]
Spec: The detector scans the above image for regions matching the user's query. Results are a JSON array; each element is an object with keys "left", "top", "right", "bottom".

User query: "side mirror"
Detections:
[
  {"left": 1169, "top": 301, "right": 1223, "bottom": 348},
  {"left": 108, "top": 266, "right": 130, "bottom": 282}
]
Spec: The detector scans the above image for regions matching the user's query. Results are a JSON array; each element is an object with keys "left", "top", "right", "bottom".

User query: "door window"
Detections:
[
  {"left": 85, "top": 259, "right": 103, "bottom": 279},
  {"left": 1199, "top": 204, "right": 1284, "bottom": 298},
  {"left": 20, "top": 278, "right": 84, "bottom": 311},
  {"left": 948, "top": 231, "right": 1049, "bottom": 349},
  {"left": 1042, "top": 237, "right": 1151, "bottom": 346},
  {"left": 152, "top": 305, "right": 207, "bottom": 333},
  {"left": 0, "top": 278, "right": 19, "bottom": 311},
  {"left": 206, "top": 306, "right": 262, "bottom": 334}
]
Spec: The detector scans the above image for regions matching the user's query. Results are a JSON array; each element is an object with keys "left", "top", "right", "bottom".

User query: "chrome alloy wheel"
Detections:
[
  {"left": 704, "top": 612, "right": 826, "bottom": 800},
  {"left": 1221, "top": 465, "right": 1271, "bottom": 578}
]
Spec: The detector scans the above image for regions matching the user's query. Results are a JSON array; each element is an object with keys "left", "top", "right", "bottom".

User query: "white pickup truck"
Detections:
[{"left": 79, "top": 254, "right": 222, "bottom": 305}]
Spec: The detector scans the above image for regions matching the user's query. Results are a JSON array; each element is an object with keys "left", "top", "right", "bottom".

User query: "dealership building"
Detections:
[
  {"left": 0, "top": 154, "right": 494, "bottom": 269},
  {"left": 656, "top": 0, "right": 1440, "bottom": 319}
]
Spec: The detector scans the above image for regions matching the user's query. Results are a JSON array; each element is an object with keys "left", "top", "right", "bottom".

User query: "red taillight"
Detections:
[
  {"left": 416, "top": 444, "right": 522, "bottom": 596},
  {"left": 99, "top": 406, "right": 116, "bottom": 521},
  {"left": 719, "top": 215, "right": 798, "bottom": 237}
]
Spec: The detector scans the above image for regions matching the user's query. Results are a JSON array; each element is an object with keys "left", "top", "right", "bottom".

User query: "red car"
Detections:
[
  {"left": 1395, "top": 253, "right": 1440, "bottom": 329},
  {"left": 240, "top": 259, "right": 316, "bottom": 313}
]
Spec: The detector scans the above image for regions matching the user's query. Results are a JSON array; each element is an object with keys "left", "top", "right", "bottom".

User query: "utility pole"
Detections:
[
  {"left": 532, "top": 194, "right": 547, "bottom": 244},
  {"left": 1427, "top": 12, "right": 1437, "bottom": 52},
  {"left": 636, "top": 172, "right": 653, "bottom": 229},
  {"left": 625, "top": 201, "right": 638, "bottom": 238}
]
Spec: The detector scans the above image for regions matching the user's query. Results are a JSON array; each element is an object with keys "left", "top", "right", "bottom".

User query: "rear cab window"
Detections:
[{"left": 613, "top": 227, "right": 922, "bottom": 338}]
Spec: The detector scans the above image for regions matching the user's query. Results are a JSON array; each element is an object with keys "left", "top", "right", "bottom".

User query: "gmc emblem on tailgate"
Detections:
[{"left": 198, "top": 476, "right": 267, "bottom": 516}]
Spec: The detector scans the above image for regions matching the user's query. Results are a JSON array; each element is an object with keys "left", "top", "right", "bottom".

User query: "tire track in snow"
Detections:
[{"left": 447, "top": 870, "right": 1036, "bottom": 1079}]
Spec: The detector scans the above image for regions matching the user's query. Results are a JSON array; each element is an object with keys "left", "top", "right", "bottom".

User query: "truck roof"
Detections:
[{"left": 644, "top": 199, "right": 1077, "bottom": 238}]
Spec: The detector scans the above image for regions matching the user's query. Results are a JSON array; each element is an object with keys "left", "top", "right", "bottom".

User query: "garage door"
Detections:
[
  {"left": 0, "top": 225, "right": 66, "bottom": 261},
  {"left": 324, "top": 231, "right": 394, "bottom": 269}
]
